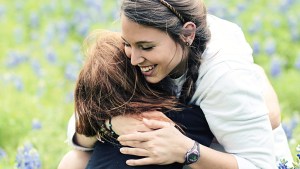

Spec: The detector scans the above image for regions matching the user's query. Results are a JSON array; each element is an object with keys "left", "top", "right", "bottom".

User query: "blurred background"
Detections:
[{"left": 0, "top": 0, "right": 299, "bottom": 168}]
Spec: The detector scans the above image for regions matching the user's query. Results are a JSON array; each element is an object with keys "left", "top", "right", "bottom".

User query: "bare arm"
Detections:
[
  {"left": 67, "top": 112, "right": 168, "bottom": 149},
  {"left": 73, "top": 133, "right": 97, "bottom": 149},
  {"left": 254, "top": 64, "right": 281, "bottom": 129},
  {"left": 67, "top": 114, "right": 96, "bottom": 150}
]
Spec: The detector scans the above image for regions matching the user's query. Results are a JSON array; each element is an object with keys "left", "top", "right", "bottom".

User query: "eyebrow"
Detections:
[{"left": 121, "top": 37, "right": 154, "bottom": 45}]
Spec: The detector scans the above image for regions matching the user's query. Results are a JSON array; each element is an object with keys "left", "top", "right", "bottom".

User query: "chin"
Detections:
[{"left": 145, "top": 77, "right": 161, "bottom": 84}]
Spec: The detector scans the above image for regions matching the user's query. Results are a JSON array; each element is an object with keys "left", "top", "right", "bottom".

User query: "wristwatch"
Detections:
[{"left": 184, "top": 141, "right": 200, "bottom": 165}]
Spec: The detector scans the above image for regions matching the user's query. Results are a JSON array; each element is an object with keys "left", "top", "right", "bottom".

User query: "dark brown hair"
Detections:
[
  {"left": 121, "top": 0, "right": 211, "bottom": 103},
  {"left": 75, "top": 30, "right": 178, "bottom": 136}
]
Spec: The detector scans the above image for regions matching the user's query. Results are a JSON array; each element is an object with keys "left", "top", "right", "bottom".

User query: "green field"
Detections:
[{"left": 0, "top": 0, "right": 299, "bottom": 168}]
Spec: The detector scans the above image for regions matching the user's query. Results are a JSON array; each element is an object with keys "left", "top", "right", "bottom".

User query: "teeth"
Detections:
[{"left": 140, "top": 65, "right": 154, "bottom": 72}]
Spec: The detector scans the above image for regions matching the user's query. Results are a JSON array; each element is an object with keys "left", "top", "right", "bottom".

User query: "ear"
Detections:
[{"left": 181, "top": 22, "right": 196, "bottom": 45}]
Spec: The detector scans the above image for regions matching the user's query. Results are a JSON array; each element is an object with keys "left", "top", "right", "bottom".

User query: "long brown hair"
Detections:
[
  {"left": 75, "top": 30, "right": 178, "bottom": 136},
  {"left": 121, "top": 0, "right": 211, "bottom": 103}
]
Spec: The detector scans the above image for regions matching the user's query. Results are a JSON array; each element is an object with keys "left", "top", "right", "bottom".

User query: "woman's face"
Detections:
[{"left": 121, "top": 15, "right": 187, "bottom": 84}]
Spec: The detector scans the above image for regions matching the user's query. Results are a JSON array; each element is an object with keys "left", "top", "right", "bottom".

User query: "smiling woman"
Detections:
[{"left": 121, "top": 16, "right": 186, "bottom": 83}]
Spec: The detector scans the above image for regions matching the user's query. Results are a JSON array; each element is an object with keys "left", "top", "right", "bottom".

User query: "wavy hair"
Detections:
[{"left": 75, "top": 30, "right": 178, "bottom": 136}]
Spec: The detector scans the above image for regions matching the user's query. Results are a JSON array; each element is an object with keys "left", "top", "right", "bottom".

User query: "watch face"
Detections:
[
  {"left": 188, "top": 153, "right": 198, "bottom": 162},
  {"left": 188, "top": 150, "right": 199, "bottom": 163},
  {"left": 185, "top": 142, "right": 200, "bottom": 165}
]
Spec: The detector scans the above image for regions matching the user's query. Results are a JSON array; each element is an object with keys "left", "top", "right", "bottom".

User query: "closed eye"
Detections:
[
  {"left": 141, "top": 46, "right": 154, "bottom": 51},
  {"left": 123, "top": 42, "right": 131, "bottom": 47}
]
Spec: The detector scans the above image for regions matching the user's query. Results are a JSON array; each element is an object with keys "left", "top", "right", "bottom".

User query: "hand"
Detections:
[
  {"left": 118, "top": 118, "right": 194, "bottom": 166},
  {"left": 108, "top": 111, "right": 172, "bottom": 135}
]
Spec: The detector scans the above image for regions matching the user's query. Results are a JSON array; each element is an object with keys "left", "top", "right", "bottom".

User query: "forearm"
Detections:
[
  {"left": 177, "top": 138, "right": 238, "bottom": 169},
  {"left": 188, "top": 145, "right": 238, "bottom": 169},
  {"left": 67, "top": 114, "right": 96, "bottom": 151},
  {"left": 73, "top": 133, "right": 97, "bottom": 148}
]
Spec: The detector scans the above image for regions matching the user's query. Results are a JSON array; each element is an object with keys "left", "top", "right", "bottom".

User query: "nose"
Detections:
[{"left": 129, "top": 48, "right": 144, "bottom": 66}]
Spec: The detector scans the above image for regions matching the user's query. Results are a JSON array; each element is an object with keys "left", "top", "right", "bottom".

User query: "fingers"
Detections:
[
  {"left": 126, "top": 158, "right": 155, "bottom": 166},
  {"left": 119, "top": 140, "right": 144, "bottom": 148},
  {"left": 118, "top": 132, "right": 149, "bottom": 142},
  {"left": 141, "top": 111, "right": 174, "bottom": 124},
  {"left": 120, "top": 147, "right": 150, "bottom": 157},
  {"left": 143, "top": 118, "right": 173, "bottom": 130}
]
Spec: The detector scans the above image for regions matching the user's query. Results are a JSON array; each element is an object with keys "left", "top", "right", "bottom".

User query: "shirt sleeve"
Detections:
[
  {"left": 194, "top": 62, "right": 276, "bottom": 168},
  {"left": 66, "top": 114, "right": 94, "bottom": 151}
]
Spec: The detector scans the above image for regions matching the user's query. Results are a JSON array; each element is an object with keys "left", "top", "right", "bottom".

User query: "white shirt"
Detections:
[{"left": 179, "top": 15, "right": 291, "bottom": 168}]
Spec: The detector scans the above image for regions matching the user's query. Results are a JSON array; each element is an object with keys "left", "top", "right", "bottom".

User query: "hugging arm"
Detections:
[
  {"left": 67, "top": 114, "right": 97, "bottom": 150},
  {"left": 116, "top": 66, "right": 277, "bottom": 169},
  {"left": 195, "top": 68, "right": 276, "bottom": 168}
]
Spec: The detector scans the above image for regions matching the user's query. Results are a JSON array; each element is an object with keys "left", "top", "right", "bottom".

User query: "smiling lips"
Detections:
[
  {"left": 139, "top": 65, "right": 156, "bottom": 75},
  {"left": 140, "top": 65, "right": 155, "bottom": 72}
]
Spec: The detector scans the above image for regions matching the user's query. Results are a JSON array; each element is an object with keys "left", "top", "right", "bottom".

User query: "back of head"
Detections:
[
  {"left": 75, "top": 30, "right": 178, "bottom": 136},
  {"left": 121, "top": 0, "right": 211, "bottom": 103}
]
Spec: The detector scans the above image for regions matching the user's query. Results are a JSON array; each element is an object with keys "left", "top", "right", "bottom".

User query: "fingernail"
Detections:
[
  {"left": 120, "top": 148, "right": 125, "bottom": 153},
  {"left": 126, "top": 160, "right": 134, "bottom": 166}
]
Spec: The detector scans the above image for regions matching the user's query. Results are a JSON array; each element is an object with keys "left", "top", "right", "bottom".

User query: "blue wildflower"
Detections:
[
  {"left": 278, "top": 159, "right": 289, "bottom": 169},
  {"left": 207, "top": 4, "right": 227, "bottom": 19},
  {"left": 0, "top": 147, "right": 7, "bottom": 160},
  {"left": 76, "top": 23, "right": 89, "bottom": 37},
  {"left": 43, "top": 24, "right": 55, "bottom": 46},
  {"left": 66, "top": 91, "right": 74, "bottom": 103},
  {"left": 279, "top": 0, "right": 294, "bottom": 12},
  {"left": 265, "top": 40, "right": 277, "bottom": 56},
  {"left": 56, "top": 20, "right": 70, "bottom": 43},
  {"left": 65, "top": 64, "right": 79, "bottom": 81},
  {"left": 5, "top": 51, "right": 28, "bottom": 68},
  {"left": 30, "top": 12, "right": 40, "bottom": 28},
  {"left": 270, "top": 59, "right": 282, "bottom": 78},
  {"left": 237, "top": 3, "right": 246, "bottom": 12},
  {"left": 45, "top": 48, "right": 57, "bottom": 64},
  {"left": 31, "top": 60, "right": 43, "bottom": 78},
  {"left": 13, "top": 76, "right": 24, "bottom": 92},
  {"left": 295, "top": 55, "right": 300, "bottom": 70},
  {"left": 282, "top": 118, "right": 298, "bottom": 140},
  {"left": 248, "top": 18, "right": 262, "bottom": 35},
  {"left": 252, "top": 41, "right": 260, "bottom": 55},
  {"left": 32, "top": 119, "right": 42, "bottom": 130},
  {"left": 15, "top": 143, "right": 41, "bottom": 169}
]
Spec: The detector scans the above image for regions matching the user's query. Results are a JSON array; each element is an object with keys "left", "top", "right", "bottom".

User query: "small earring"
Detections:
[{"left": 185, "top": 42, "right": 190, "bottom": 46}]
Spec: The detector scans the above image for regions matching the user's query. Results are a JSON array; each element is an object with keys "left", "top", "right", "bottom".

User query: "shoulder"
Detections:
[
  {"left": 207, "top": 14, "right": 242, "bottom": 32},
  {"left": 202, "top": 15, "right": 253, "bottom": 64},
  {"left": 190, "top": 61, "right": 263, "bottom": 105}
]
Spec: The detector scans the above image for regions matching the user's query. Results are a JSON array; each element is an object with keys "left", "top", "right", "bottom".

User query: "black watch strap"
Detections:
[{"left": 184, "top": 141, "right": 200, "bottom": 165}]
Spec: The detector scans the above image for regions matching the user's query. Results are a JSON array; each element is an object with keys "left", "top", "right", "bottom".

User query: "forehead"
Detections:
[{"left": 121, "top": 15, "right": 170, "bottom": 43}]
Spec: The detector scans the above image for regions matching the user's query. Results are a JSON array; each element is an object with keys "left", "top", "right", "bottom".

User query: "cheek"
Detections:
[{"left": 124, "top": 47, "right": 131, "bottom": 58}]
